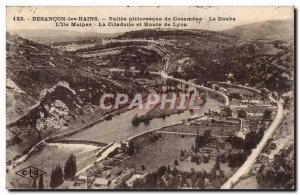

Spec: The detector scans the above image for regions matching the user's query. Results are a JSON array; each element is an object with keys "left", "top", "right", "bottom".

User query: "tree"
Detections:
[
  {"left": 180, "top": 150, "right": 185, "bottom": 157},
  {"left": 174, "top": 159, "right": 179, "bottom": 166},
  {"left": 141, "top": 164, "right": 146, "bottom": 171},
  {"left": 157, "top": 177, "right": 166, "bottom": 189},
  {"left": 171, "top": 167, "right": 179, "bottom": 177},
  {"left": 32, "top": 177, "right": 37, "bottom": 189},
  {"left": 50, "top": 167, "right": 55, "bottom": 188},
  {"left": 132, "top": 178, "right": 144, "bottom": 188},
  {"left": 144, "top": 172, "right": 157, "bottom": 188},
  {"left": 263, "top": 109, "right": 272, "bottom": 120},
  {"left": 237, "top": 109, "right": 247, "bottom": 118},
  {"left": 64, "top": 154, "right": 77, "bottom": 180},
  {"left": 222, "top": 107, "right": 232, "bottom": 117},
  {"left": 57, "top": 164, "right": 64, "bottom": 184},
  {"left": 203, "top": 130, "right": 212, "bottom": 140},
  {"left": 256, "top": 147, "right": 294, "bottom": 189},
  {"left": 228, "top": 92, "right": 242, "bottom": 100},
  {"left": 226, "top": 135, "right": 244, "bottom": 149},
  {"left": 227, "top": 152, "right": 247, "bottom": 168},
  {"left": 127, "top": 141, "right": 135, "bottom": 155},
  {"left": 243, "top": 131, "right": 260, "bottom": 151},
  {"left": 38, "top": 174, "right": 44, "bottom": 189},
  {"left": 50, "top": 164, "right": 64, "bottom": 188},
  {"left": 195, "top": 130, "right": 212, "bottom": 151},
  {"left": 166, "top": 165, "right": 171, "bottom": 174},
  {"left": 158, "top": 166, "right": 167, "bottom": 176},
  {"left": 214, "top": 85, "right": 220, "bottom": 91},
  {"left": 213, "top": 160, "right": 220, "bottom": 171},
  {"left": 168, "top": 177, "right": 180, "bottom": 189}
]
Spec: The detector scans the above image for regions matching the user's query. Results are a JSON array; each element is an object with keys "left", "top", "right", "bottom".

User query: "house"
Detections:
[
  {"left": 94, "top": 178, "right": 111, "bottom": 187},
  {"left": 125, "top": 174, "right": 145, "bottom": 187},
  {"left": 241, "top": 99, "right": 262, "bottom": 105},
  {"left": 229, "top": 104, "right": 247, "bottom": 110},
  {"left": 220, "top": 87, "right": 228, "bottom": 93},
  {"left": 112, "top": 168, "right": 134, "bottom": 186},
  {"left": 247, "top": 113, "right": 263, "bottom": 118}
]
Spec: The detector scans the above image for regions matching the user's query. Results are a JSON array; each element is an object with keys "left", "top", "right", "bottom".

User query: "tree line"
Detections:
[{"left": 48, "top": 154, "right": 77, "bottom": 189}]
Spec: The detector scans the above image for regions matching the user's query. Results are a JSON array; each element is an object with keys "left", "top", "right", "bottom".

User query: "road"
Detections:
[
  {"left": 108, "top": 68, "right": 230, "bottom": 106},
  {"left": 221, "top": 99, "right": 283, "bottom": 189}
]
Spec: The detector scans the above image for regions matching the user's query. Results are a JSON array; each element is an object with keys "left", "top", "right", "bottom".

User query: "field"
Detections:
[
  {"left": 176, "top": 160, "right": 233, "bottom": 179},
  {"left": 226, "top": 87, "right": 257, "bottom": 96},
  {"left": 159, "top": 120, "right": 240, "bottom": 136},
  {"left": 119, "top": 134, "right": 195, "bottom": 172},
  {"left": 7, "top": 143, "right": 101, "bottom": 189},
  {"left": 233, "top": 176, "right": 258, "bottom": 189},
  {"left": 119, "top": 132, "right": 236, "bottom": 181}
]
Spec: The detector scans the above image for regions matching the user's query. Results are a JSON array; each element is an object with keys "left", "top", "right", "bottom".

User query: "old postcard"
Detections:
[{"left": 6, "top": 6, "right": 295, "bottom": 190}]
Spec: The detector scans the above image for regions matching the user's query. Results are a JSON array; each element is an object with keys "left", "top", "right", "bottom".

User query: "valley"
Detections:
[{"left": 6, "top": 19, "right": 294, "bottom": 190}]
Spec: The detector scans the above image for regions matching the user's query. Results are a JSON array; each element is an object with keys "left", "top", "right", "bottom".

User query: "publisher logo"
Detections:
[{"left": 16, "top": 166, "right": 46, "bottom": 180}]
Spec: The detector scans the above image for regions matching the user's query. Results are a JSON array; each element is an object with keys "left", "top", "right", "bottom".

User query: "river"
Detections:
[{"left": 63, "top": 76, "right": 223, "bottom": 144}]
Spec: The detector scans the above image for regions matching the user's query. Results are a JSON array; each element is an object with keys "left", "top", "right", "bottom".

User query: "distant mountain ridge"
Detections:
[
  {"left": 7, "top": 29, "right": 121, "bottom": 44},
  {"left": 8, "top": 20, "right": 294, "bottom": 44},
  {"left": 222, "top": 20, "right": 294, "bottom": 43}
]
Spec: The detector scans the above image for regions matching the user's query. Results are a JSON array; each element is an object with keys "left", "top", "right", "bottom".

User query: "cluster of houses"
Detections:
[
  {"left": 72, "top": 143, "right": 147, "bottom": 189},
  {"left": 230, "top": 99, "right": 276, "bottom": 119}
]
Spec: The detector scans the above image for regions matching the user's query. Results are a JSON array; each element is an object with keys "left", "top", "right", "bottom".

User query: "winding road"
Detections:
[
  {"left": 10, "top": 68, "right": 283, "bottom": 190},
  {"left": 106, "top": 69, "right": 284, "bottom": 189},
  {"left": 221, "top": 98, "right": 283, "bottom": 189}
]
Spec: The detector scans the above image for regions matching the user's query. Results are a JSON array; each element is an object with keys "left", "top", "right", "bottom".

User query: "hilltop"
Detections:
[
  {"left": 6, "top": 34, "right": 142, "bottom": 162},
  {"left": 73, "top": 27, "right": 294, "bottom": 95},
  {"left": 8, "top": 29, "right": 121, "bottom": 44},
  {"left": 222, "top": 20, "right": 294, "bottom": 43}
]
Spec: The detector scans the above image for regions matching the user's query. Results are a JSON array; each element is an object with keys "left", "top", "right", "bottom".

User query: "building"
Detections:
[
  {"left": 94, "top": 178, "right": 111, "bottom": 187},
  {"left": 241, "top": 99, "right": 263, "bottom": 105},
  {"left": 112, "top": 168, "right": 134, "bottom": 186},
  {"left": 125, "top": 174, "right": 145, "bottom": 187}
]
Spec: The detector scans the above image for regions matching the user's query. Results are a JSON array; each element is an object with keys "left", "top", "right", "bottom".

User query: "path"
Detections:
[{"left": 221, "top": 99, "right": 283, "bottom": 189}]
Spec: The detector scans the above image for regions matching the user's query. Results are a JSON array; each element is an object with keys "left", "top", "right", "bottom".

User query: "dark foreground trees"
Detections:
[
  {"left": 256, "top": 147, "right": 295, "bottom": 189},
  {"left": 195, "top": 130, "right": 213, "bottom": 152},
  {"left": 226, "top": 128, "right": 266, "bottom": 168},
  {"left": 127, "top": 141, "right": 135, "bottom": 155},
  {"left": 32, "top": 174, "right": 44, "bottom": 189},
  {"left": 50, "top": 164, "right": 64, "bottom": 188},
  {"left": 49, "top": 154, "right": 77, "bottom": 188},
  {"left": 64, "top": 154, "right": 77, "bottom": 180},
  {"left": 32, "top": 177, "right": 37, "bottom": 189},
  {"left": 38, "top": 174, "right": 44, "bottom": 189}
]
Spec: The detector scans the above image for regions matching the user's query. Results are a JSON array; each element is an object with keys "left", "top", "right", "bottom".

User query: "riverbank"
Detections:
[{"left": 221, "top": 84, "right": 283, "bottom": 189}]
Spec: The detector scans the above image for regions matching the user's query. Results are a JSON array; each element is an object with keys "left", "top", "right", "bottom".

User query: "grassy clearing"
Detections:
[
  {"left": 119, "top": 134, "right": 195, "bottom": 173},
  {"left": 7, "top": 143, "right": 100, "bottom": 189},
  {"left": 119, "top": 132, "right": 236, "bottom": 182},
  {"left": 176, "top": 160, "right": 233, "bottom": 178},
  {"left": 159, "top": 122, "right": 239, "bottom": 136}
]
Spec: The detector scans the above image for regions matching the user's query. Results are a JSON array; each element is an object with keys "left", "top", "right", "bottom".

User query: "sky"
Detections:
[{"left": 6, "top": 6, "right": 294, "bottom": 33}]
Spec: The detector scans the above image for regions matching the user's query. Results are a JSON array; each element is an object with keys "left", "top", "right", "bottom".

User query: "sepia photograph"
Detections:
[{"left": 5, "top": 6, "right": 295, "bottom": 190}]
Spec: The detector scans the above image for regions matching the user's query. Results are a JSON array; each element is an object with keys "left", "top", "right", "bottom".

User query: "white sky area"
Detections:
[{"left": 7, "top": 6, "right": 294, "bottom": 33}]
